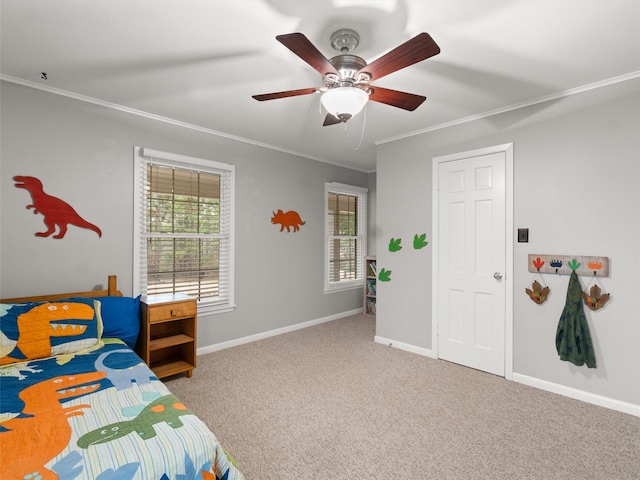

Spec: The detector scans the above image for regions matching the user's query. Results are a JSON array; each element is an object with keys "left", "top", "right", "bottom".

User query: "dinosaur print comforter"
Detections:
[{"left": 0, "top": 340, "right": 244, "bottom": 480}]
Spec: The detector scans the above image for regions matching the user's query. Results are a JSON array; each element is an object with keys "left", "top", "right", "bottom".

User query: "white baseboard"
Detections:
[
  {"left": 375, "top": 337, "right": 639, "bottom": 417},
  {"left": 374, "top": 335, "right": 436, "bottom": 358},
  {"left": 197, "top": 308, "right": 362, "bottom": 356},
  {"left": 512, "top": 373, "right": 640, "bottom": 417},
  {"left": 199, "top": 317, "right": 639, "bottom": 418}
]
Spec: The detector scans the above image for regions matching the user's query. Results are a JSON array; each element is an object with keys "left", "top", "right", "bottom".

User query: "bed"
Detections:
[{"left": 0, "top": 276, "right": 244, "bottom": 480}]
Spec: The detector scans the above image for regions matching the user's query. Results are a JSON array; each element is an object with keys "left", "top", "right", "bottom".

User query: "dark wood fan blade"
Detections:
[
  {"left": 368, "top": 86, "right": 426, "bottom": 111},
  {"left": 358, "top": 32, "right": 440, "bottom": 81},
  {"left": 252, "top": 87, "right": 318, "bottom": 101},
  {"left": 276, "top": 33, "right": 339, "bottom": 77},
  {"left": 323, "top": 114, "right": 342, "bottom": 126}
]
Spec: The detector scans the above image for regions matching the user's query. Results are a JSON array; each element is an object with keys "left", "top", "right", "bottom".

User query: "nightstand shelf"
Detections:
[
  {"left": 137, "top": 293, "right": 197, "bottom": 379},
  {"left": 151, "top": 359, "right": 195, "bottom": 379},
  {"left": 150, "top": 334, "right": 194, "bottom": 351}
]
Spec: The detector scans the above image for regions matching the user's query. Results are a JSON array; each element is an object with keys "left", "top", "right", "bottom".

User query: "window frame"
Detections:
[
  {"left": 324, "top": 182, "right": 368, "bottom": 294},
  {"left": 133, "top": 147, "right": 235, "bottom": 315}
]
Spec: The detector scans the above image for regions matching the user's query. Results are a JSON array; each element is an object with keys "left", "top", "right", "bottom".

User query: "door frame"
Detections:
[{"left": 431, "top": 143, "right": 514, "bottom": 380}]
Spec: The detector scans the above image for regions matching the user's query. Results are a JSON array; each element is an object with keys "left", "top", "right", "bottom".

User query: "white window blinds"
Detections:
[
  {"left": 134, "top": 147, "right": 235, "bottom": 313},
  {"left": 325, "top": 182, "right": 367, "bottom": 293}
]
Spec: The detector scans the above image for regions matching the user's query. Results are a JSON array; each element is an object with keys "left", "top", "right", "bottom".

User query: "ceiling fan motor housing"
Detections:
[{"left": 326, "top": 55, "right": 371, "bottom": 93}]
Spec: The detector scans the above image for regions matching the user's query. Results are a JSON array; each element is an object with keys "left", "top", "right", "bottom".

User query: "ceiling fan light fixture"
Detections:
[{"left": 320, "top": 86, "right": 369, "bottom": 122}]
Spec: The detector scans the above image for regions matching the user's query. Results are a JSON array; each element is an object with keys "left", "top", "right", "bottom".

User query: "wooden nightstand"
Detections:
[{"left": 137, "top": 293, "right": 197, "bottom": 379}]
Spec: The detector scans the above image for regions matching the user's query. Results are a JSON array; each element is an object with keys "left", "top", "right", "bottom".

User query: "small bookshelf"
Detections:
[{"left": 364, "top": 256, "right": 377, "bottom": 317}]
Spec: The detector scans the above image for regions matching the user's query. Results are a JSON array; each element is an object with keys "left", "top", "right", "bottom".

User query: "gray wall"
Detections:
[
  {"left": 0, "top": 81, "right": 368, "bottom": 348},
  {"left": 367, "top": 171, "right": 377, "bottom": 256},
  {"left": 376, "top": 77, "right": 640, "bottom": 409}
]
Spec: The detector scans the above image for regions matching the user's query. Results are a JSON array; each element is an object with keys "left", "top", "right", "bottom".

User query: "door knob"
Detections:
[{"left": 493, "top": 272, "right": 503, "bottom": 280}]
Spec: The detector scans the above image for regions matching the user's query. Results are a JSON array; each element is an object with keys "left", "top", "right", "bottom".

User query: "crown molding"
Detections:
[{"left": 376, "top": 71, "right": 640, "bottom": 146}]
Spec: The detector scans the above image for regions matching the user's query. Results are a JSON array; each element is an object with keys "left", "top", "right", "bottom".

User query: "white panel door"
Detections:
[{"left": 437, "top": 151, "right": 506, "bottom": 376}]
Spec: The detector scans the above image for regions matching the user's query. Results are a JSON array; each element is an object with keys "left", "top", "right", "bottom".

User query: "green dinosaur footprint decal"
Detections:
[
  {"left": 413, "top": 233, "right": 429, "bottom": 250},
  {"left": 568, "top": 258, "right": 581, "bottom": 270},
  {"left": 388, "top": 238, "right": 402, "bottom": 252},
  {"left": 378, "top": 268, "right": 392, "bottom": 282}
]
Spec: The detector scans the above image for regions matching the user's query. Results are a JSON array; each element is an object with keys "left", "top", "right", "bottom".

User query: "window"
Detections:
[
  {"left": 325, "top": 182, "right": 367, "bottom": 293},
  {"left": 134, "top": 147, "right": 235, "bottom": 313}
]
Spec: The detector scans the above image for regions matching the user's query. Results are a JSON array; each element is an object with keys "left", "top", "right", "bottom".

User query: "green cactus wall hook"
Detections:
[{"left": 568, "top": 258, "right": 581, "bottom": 271}]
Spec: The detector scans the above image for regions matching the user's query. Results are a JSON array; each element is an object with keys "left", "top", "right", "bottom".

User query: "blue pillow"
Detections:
[{"left": 95, "top": 295, "right": 141, "bottom": 349}]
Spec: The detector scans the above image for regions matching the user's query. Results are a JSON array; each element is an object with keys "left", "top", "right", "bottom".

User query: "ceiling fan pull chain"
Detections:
[{"left": 351, "top": 103, "right": 367, "bottom": 150}]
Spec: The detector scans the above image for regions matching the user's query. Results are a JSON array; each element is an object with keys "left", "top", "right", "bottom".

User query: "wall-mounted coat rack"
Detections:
[{"left": 528, "top": 254, "right": 609, "bottom": 277}]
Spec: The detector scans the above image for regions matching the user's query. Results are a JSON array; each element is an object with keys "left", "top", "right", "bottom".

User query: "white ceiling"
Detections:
[{"left": 2, "top": 0, "right": 639, "bottom": 172}]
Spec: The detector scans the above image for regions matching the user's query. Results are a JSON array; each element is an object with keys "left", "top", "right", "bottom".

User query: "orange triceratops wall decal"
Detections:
[
  {"left": 14, "top": 175, "right": 102, "bottom": 239},
  {"left": 271, "top": 209, "right": 306, "bottom": 232}
]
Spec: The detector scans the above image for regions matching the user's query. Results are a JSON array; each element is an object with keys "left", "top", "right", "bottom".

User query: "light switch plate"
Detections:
[{"left": 518, "top": 228, "right": 529, "bottom": 242}]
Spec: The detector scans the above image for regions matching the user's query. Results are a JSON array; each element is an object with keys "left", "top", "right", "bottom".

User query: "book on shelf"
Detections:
[
  {"left": 366, "top": 279, "right": 376, "bottom": 295},
  {"left": 366, "top": 298, "right": 376, "bottom": 315},
  {"left": 367, "top": 261, "right": 377, "bottom": 277}
]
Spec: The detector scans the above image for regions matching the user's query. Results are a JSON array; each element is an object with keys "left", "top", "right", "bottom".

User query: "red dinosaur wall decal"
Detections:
[
  {"left": 271, "top": 209, "right": 306, "bottom": 232},
  {"left": 13, "top": 175, "right": 102, "bottom": 239}
]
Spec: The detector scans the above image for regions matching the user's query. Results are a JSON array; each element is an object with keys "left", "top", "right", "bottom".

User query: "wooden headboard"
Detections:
[{"left": 0, "top": 275, "right": 122, "bottom": 303}]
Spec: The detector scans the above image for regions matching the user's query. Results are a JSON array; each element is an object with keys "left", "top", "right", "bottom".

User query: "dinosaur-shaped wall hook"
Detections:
[
  {"left": 532, "top": 257, "right": 544, "bottom": 271},
  {"left": 549, "top": 259, "right": 563, "bottom": 273}
]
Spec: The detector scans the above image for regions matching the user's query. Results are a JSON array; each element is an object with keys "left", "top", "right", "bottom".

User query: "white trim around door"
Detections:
[{"left": 431, "top": 143, "right": 514, "bottom": 380}]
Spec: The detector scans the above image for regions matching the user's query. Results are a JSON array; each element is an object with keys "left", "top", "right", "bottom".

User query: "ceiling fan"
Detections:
[{"left": 252, "top": 29, "right": 440, "bottom": 126}]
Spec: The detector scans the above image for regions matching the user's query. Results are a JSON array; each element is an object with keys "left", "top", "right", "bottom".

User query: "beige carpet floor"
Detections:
[{"left": 167, "top": 315, "right": 639, "bottom": 480}]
